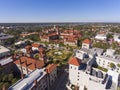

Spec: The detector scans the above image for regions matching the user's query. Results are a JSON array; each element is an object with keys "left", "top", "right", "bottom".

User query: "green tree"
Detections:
[
  {"left": 93, "top": 42, "right": 110, "bottom": 50},
  {"left": 110, "top": 63, "right": 115, "bottom": 68},
  {"left": 0, "top": 82, "right": 4, "bottom": 89},
  {"left": 12, "top": 78, "right": 17, "bottom": 84},
  {"left": 8, "top": 74, "right": 14, "bottom": 81},
  {"left": 34, "top": 54, "right": 39, "bottom": 60},
  {"left": 3, "top": 82, "right": 10, "bottom": 88},
  {"left": 111, "top": 42, "right": 118, "bottom": 49},
  {"left": 117, "top": 64, "right": 120, "bottom": 68},
  {"left": 107, "top": 33, "right": 113, "bottom": 39},
  {"left": 2, "top": 75, "right": 8, "bottom": 82},
  {"left": 25, "top": 34, "right": 40, "bottom": 41}
]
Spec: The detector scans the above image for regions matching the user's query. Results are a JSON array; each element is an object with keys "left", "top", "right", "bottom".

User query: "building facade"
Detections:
[{"left": 8, "top": 64, "right": 57, "bottom": 90}]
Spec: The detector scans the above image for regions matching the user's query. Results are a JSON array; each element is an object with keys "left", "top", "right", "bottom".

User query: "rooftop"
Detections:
[
  {"left": 0, "top": 33, "right": 13, "bottom": 40},
  {"left": 80, "top": 48, "right": 96, "bottom": 56},
  {"left": 83, "top": 39, "right": 91, "bottom": 44},
  {"left": 68, "top": 57, "right": 81, "bottom": 66},
  {"left": 97, "top": 55, "right": 120, "bottom": 63},
  {"left": 14, "top": 56, "right": 44, "bottom": 70},
  {"left": 0, "top": 57, "right": 13, "bottom": 66},
  {"left": 0, "top": 45, "right": 10, "bottom": 53},
  {"left": 8, "top": 68, "right": 46, "bottom": 90},
  {"left": 32, "top": 43, "right": 40, "bottom": 48},
  {"left": 46, "top": 64, "right": 57, "bottom": 73}
]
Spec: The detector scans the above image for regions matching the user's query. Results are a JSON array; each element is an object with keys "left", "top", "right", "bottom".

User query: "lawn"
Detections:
[{"left": 46, "top": 49, "right": 72, "bottom": 65}]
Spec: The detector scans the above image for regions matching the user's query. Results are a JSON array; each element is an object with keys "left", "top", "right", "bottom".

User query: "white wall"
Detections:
[
  {"left": 69, "top": 64, "right": 79, "bottom": 86},
  {"left": 96, "top": 56, "right": 120, "bottom": 73},
  {"left": 82, "top": 43, "right": 90, "bottom": 49}
]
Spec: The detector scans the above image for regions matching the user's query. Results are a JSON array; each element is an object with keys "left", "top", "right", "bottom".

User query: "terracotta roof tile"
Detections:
[
  {"left": 14, "top": 56, "right": 44, "bottom": 70},
  {"left": 83, "top": 39, "right": 91, "bottom": 44},
  {"left": 32, "top": 43, "right": 40, "bottom": 48},
  {"left": 68, "top": 57, "right": 81, "bottom": 66},
  {"left": 46, "top": 64, "right": 57, "bottom": 73}
]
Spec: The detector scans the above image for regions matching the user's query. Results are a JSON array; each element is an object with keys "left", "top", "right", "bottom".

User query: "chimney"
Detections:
[
  {"left": 34, "top": 61, "right": 37, "bottom": 69},
  {"left": 25, "top": 60, "right": 27, "bottom": 66},
  {"left": 25, "top": 45, "right": 32, "bottom": 54},
  {"left": 2, "top": 84, "right": 8, "bottom": 90},
  {"left": 19, "top": 58, "right": 23, "bottom": 74},
  {"left": 25, "top": 60, "right": 28, "bottom": 74},
  {"left": 12, "top": 53, "right": 17, "bottom": 60},
  {"left": 19, "top": 58, "right": 22, "bottom": 64},
  {"left": 34, "top": 80, "right": 37, "bottom": 86},
  {"left": 21, "top": 74, "right": 25, "bottom": 79}
]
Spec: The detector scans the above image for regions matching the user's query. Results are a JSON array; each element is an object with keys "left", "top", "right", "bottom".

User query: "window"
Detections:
[
  {"left": 78, "top": 72, "right": 80, "bottom": 74},
  {"left": 77, "top": 83, "right": 79, "bottom": 85},
  {"left": 77, "top": 79, "right": 79, "bottom": 81},
  {"left": 74, "top": 67, "right": 76, "bottom": 70},
  {"left": 71, "top": 66, "right": 72, "bottom": 69}
]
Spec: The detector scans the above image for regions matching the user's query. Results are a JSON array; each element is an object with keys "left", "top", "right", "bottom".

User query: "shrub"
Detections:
[{"left": 110, "top": 63, "right": 115, "bottom": 68}]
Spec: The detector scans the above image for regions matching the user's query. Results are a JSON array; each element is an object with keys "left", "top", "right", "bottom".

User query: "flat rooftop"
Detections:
[
  {"left": 9, "top": 68, "right": 46, "bottom": 90},
  {"left": 97, "top": 55, "right": 120, "bottom": 63},
  {"left": 80, "top": 48, "right": 96, "bottom": 56},
  {"left": 0, "top": 45, "right": 10, "bottom": 53},
  {"left": 0, "top": 57, "right": 13, "bottom": 66},
  {"left": 0, "top": 33, "right": 13, "bottom": 40}
]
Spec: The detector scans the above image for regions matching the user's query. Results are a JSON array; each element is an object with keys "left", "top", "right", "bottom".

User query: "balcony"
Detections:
[{"left": 66, "top": 81, "right": 79, "bottom": 90}]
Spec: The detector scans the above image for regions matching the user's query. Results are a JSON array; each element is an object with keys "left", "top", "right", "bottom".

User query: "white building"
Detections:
[
  {"left": 76, "top": 47, "right": 103, "bottom": 60},
  {"left": 95, "top": 34, "right": 107, "bottom": 41},
  {"left": 14, "top": 56, "right": 45, "bottom": 75},
  {"left": 0, "top": 45, "right": 10, "bottom": 58},
  {"left": 67, "top": 57, "right": 118, "bottom": 90},
  {"left": 75, "top": 50, "right": 86, "bottom": 60},
  {"left": 82, "top": 39, "right": 91, "bottom": 49},
  {"left": 114, "top": 33, "right": 120, "bottom": 43},
  {"left": 9, "top": 64, "right": 57, "bottom": 90},
  {"left": 9, "top": 68, "right": 47, "bottom": 90},
  {"left": 0, "top": 33, "right": 14, "bottom": 44},
  {"left": 0, "top": 57, "right": 13, "bottom": 66},
  {"left": 32, "top": 43, "right": 40, "bottom": 51},
  {"left": 96, "top": 49, "right": 120, "bottom": 73}
]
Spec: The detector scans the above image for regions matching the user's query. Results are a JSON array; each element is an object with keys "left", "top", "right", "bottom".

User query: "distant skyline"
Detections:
[{"left": 0, "top": 0, "right": 120, "bottom": 23}]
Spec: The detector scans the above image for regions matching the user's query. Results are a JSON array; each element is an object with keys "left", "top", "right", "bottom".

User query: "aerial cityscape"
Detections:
[{"left": 0, "top": 0, "right": 120, "bottom": 90}]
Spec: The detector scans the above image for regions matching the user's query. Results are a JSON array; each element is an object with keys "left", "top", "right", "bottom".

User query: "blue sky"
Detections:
[{"left": 0, "top": 0, "right": 120, "bottom": 22}]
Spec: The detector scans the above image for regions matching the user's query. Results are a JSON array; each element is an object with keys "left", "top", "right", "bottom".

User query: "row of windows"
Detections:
[{"left": 71, "top": 66, "right": 77, "bottom": 70}]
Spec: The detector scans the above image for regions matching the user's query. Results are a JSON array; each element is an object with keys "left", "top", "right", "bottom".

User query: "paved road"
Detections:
[{"left": 52, "top": 70, "right": 69, "bottom": 90}]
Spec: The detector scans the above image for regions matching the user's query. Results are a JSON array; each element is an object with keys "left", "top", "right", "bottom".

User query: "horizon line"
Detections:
[{"left": 0, "top": 21, "right": 120, "bottom": 23}]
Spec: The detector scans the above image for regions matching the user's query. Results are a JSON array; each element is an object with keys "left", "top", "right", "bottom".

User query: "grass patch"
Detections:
[
  {"left": 97, "top": 66, "right": 108, "bottom": 72},
  {"left": 46, "top": 49, "right": 72, "bottom": 65}
]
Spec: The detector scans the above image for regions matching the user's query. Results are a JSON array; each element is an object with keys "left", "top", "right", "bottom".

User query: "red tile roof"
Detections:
[
  {"left": 68, "top": 57, "right": 81, "bottom": 66},
  {"left": 83, "top": 39, "right": 91, "bottom": 44},
  {"left": 46, "top": 64, "right": 57, "bottom": 73},
  {"left": 20, "top": 32, "right": 38, "bottom": 37},
  {"left": 14, "top": 56, "right": 44, "bottom": 70},
  {"left": 32, "top": 43, "right": 40, "bottom": 48}
]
